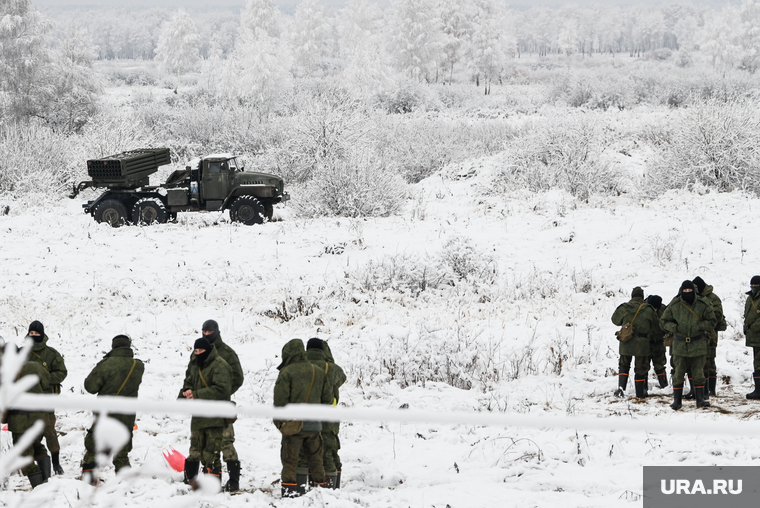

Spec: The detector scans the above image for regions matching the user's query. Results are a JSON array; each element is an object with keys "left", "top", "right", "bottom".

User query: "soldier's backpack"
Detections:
[{"left": 615, "top": 303, "right": 646, "bottom": 342}]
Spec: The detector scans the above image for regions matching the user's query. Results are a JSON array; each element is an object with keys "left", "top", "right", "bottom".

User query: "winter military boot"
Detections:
[
  {"left": 335, "top": 470, "right": 341, "bottom": 489},
  {"left": 28, "top": 471, "right": 45, "bottom": 489},
  {"left": 51, "top": 451, "right": 64, "bottom": 475},
  {"left": 614, "top": 370, "right": 629, "bottom": 397},
  {"left": 81, "top": 463, "right": 97, "bottom": 486},
  {"left": 747, "top": 372, "right": 760, "bottom": 399},
  {"left": 708, "top": 376, "right": 717, "bottom": 396},
  {"left": 634, "top": 378, "right": 646, "bottom": 399},
  {"left": 35, "top": 454, "right": 51, "bottom": 482},
  {"left": 281, "top": 483, "right": 300, "bottom": 498},
  {"left": 183, "top": 459, "right": 200, "bottom": 485},
  {"left": 655, "top": 368, "right": 669, "bottom": 388},
  {"left": 683, "top": 374, "right": 695, "bottom": 399},
  {"left": 296, "top": 473, "right": 308, "bottom": 495},
  {"left": 224, "top": 460, "right": 240, "bottom": 492},
  {"left": 670, "top": 386, "right": 683, "bottom": 411},
  {"left": 644, "top": 377, "right": 649, "bottom": 397},
  {"left": 696, "top": 386, "right": 711, "bottom": 408},
  {"left": 326, "top": 474, "right": 338, "bottom": 489}
]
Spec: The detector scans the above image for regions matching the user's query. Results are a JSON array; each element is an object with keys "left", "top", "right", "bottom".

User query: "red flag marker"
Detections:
[{"left": 162, "top": 447, "right": 186, "bottom": 472}]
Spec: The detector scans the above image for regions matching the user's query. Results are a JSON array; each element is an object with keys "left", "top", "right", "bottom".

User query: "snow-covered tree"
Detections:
[
  {"left": 701, "top": 7, "right": 743, "bottom": 72},
  {"left": 466, "top": 0, "right": 510, "bottom": 93},
  {"left": 290, "top": 0, "right": 331, "bottom": 76},
  {"left": 241, "top": 0, "right": 280, "bottom": 38},
  {"left": 439, "top": 0, "right": 477, "bottom": 83},
  {"left": 739, "top": 0, "right": 760, "bottom": 72},
  {"left": 40, "top": 25, "right": 101, "bottom": 133},
  {"left": 0, "top": 0, "right": 51, "bottom": 122},
  {"left": 154, "top": 9, "right": 201, "bottom": 78},
  {"left": 337, "top": 0, "right": 394, "bottom": 97},
  {"left": 388, "top": 0, "right": 446, "bottom": 82}
]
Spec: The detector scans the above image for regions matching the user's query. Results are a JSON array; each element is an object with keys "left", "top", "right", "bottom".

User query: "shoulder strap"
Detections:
[
  {"left": 751, "top": 296, "right": 760, "bottom": 314},
  {"left": 680, "top": 300, "right": 701, "bottom": 321},
  {"left": 116, "top": 360, "right": 137, "bottom": 396},
  {"left": 31, "top": 352, "right": 49, "bottom": 371},
  {"left": 198, "top": 365, "right": 210, "bottom": 388},
  {"left": 629, "top": 303, "right": 646, "bottom": 326},
  {"left": 304, "top": 365, "right": 316, "bottom": 403}
]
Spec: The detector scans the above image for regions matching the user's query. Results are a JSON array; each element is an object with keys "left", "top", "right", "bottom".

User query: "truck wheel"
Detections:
[
  {"left": 264, "top": 203, "right": 274, "bottom": 221},
  {"left": 93, "top": 199, "right": 128, "bottom": 227},
  {"left": 230, "top": 196, "right": 265, "bottom": 225},
  {"left": 132, "top": 198, "right": 168, "bottom": 225}
]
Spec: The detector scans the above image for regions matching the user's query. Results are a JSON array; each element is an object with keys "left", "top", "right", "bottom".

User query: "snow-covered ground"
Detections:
[{"left": 3, "top": 152, "right": 760, "bottom": 508}]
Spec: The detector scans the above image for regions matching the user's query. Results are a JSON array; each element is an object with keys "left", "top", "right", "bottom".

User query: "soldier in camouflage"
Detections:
[
  {"left": 274, "top": 339, "right": 332, "bottom": 498},
  {"left": 26, "top": 320, "right": 67, "bottom": 475},
  {"left": 189, "top": 320, "right": 244, "bottom": 492},
  {"left": 3, "top": 342, "right": 51, "bottom": 488},
  {"left": 179, "top": 337, "right": 232, "bottom": 487},
  {"left": 297, "top": 338, "right": 347, "bottom": 489},
  {"left": 744, "top": 276, "right": 760, "bottom": 399},
  {"left": 660, "top": 280, "right": 717, "bottom": 410},
  {"left": 611, "top": 287, "right": 659, "bottom": 398},
  {"left": 645, "top": 295, "right": 669, "bottom": 389},
  {"left": 81, "top": 335, "right": 145, "bottom": 484},
  {"left": 693, "top": 277, "right": 726, "bottom": 399}
]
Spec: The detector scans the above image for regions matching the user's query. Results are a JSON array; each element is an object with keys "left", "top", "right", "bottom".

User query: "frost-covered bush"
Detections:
[
  {"left": 293, "top": 153, "right": 408, "bottom": 218},
  {"left": 0, "top": 123, "right": 80, "bottom": 194},
  {"left": 440, "top": 236, "right": 497, "bottom": 284},
  {"left": 374, "top": 81, "right": 443, "bottom": 114},
  {"left": 645, "top": 98, "right": 760, "bottom": 195},
  {"left": 348, "top": 254, "right": 446, "bottom": 296},
  {"left": 495, "top": 114, "right": 621, "bottom": 200}
]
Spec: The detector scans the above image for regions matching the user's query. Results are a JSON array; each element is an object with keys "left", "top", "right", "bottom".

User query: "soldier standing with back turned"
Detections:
[
  {"left": 611, "top": 287, "right": 659, "bottom": 398},
  {"left": 744, "top": 276, "right": 760, "bottom": 399},
  {"left": 645, "top": 295, "right": 669, "bottom": 389},
  {"left": 660, "top": 280, "right": 716, "bottom": 410},
  {"left": 693, "top": 276, "right": 726, "bottom": 399}
]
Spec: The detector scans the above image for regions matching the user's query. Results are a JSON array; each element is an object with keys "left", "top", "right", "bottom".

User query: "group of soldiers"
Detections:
[
  {"left": 2, "top": 319, "right": 346, "bottom": 499},
  {"left": 612, "top": 275, "right": 760, "bottom": 410}
]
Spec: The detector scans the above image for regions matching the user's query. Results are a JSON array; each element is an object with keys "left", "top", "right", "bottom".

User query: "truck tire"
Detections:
[
  {"left": 229, "top": 196, "right": 265, "bottom": 225},
  {"left": 132, "top": 198, "right": 168, "bottom": 225},
  {"left": 93, "top": 199, "right": 128, "bottom": 227}
]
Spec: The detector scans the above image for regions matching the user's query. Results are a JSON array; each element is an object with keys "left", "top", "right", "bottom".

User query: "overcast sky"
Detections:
[{"left": 31, "top": 0, "right": 737, "bottom": 15}]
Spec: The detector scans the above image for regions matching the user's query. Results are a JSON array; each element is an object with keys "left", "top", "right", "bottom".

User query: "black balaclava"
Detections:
[
  {"left": 692, "top": 276, "right": 707, "bottom": 296},
  {"left": 751, "top": 276, "right": 760, "bottom": 297},
  {"left": 680, "top": 280, "right": 696, "bottom": 305},
  {"left": 202, "top": 319, "right": 220, "bottom": 344},
  {"left": 306, "top": 338, "right": 324, "bottom": 350},
  {"left": 28, "top": 321, "right": 44, "bottom": 342},
  {"left": 631, "top": 287, "right": 644, "bottom": 299},
  {"left": 647, "top": 295, "right": 663, "bottom": 311},
  {"left": 194, "top": 337, "right": 213, "bottom": 367}
]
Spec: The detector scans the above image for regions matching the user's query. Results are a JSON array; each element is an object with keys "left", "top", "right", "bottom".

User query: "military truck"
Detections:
[{"left": 70, "top": 148, "right": 289, "bottom": 226}]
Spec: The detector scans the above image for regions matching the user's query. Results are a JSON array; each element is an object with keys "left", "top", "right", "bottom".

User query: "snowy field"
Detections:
[{"left": 3, "top": 154, "right": 760, "bottom": 508}]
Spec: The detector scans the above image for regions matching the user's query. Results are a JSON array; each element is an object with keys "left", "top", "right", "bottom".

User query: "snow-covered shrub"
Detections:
[
  {"left": 293, "top": 153, "right": 408, "bottom": 218},
  {"left": 0, "top": 123, "right": 79, "bottom": 194},
  {"left": 644, "top": 98, "right": 760, "bottom": 195},
  {"left": 374, "top": 81, "right": 443, "bottom": 114},
  {"left": 348, "top": 253, "right": 446, "bottom": 296},
  {"left": 440, "top": 236, "right": 497, "bottom": 284},
  {"left": 496, "top": 114, "right": 621, "bottom": 200}
]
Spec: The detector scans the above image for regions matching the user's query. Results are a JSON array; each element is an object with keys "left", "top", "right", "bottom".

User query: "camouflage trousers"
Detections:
[
  {"left": 12, "top": 431, "right": 47, "bottom": 476},
  {"left": 298, "top": 429, "right": 341, "bottom": 477},
  {"left": 187, "top": 426, "right": 224, "bottom": 469},
  {"left": 753, "top": 347, "right": 760, "bottom": 372},
  {"left": 673, "top": 355, "right": 706, "bottom": 388},
  {"left": 703, "top": 347, "right": 717, "bottom": 377},
  {"left": 83, "top": 416, "right": 135, "bottom": 471},
  {"left": 43, "top": 411, "right": 60, "bottom": 453},
  {"left": 281, "top": 431, "right": 325, "bottom": 485},
  {"left": 221, "top": 421, "right": 237, "bottom": 462},
  {"left": 618, "top": 355, "right": 649, "bottom": 377},
  {"left": 647, "top": 341, "right": 667, "bottom": 373}
]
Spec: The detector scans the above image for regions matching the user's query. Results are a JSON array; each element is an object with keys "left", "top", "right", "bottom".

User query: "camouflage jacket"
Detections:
[
  {"left": 6, "top": 360, "right": 50, "bottom": 432},
  {"left": 744, "top": 291, "right": 760, "bottom": 347},
  {"left": 28, "top": 335, "right": 67, "bottom": 394},
  {"left": 702, "top": 285, "right": 726, "bottom": 346},
  {"left": 85, "top": 347, "right": 144, "bottom": 422},
  {"left": 611, "top": 296, "right": 658, "bottom": 357},
  {"left": 179, "top": 346, "right": 232, "bottom": 430},
  {"left": 661, "top": 295, "right": 717, "bottom": 357},
  {"left": 322, "top": 343, "right": 346, "bottom": 433},
  {"left": 274, "top": 340, "right": 332, "bottom": 431},
  {"left": 188, "top": 335, "right": 244, "bottom": 395}
]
